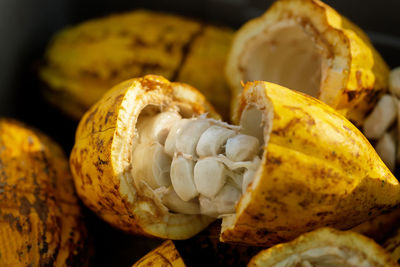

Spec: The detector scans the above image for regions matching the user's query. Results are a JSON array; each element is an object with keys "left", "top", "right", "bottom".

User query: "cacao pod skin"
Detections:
[
  {"left": 248, "top": 228, "right": 398, "bottom": 267},
  {"left": 70, "top": 75, "right": 218, "bottom": 240},
  {"left": 71, "top": 75, "right": 400, "bottom": 247},
  {"left": 221, "top": 81, "right": 400, "bottom": 246},
  {"left": 132, "top": 240, "right": 185, "bottom": 267},
  {"left": 0, "top": 119, "right": 89, "bottom": 266},
  {"left": 40, "top": 10, "right": 233, "bottom": 120},
  {"left": 226, "top": 0, "right": 389, "bottom": 126}
]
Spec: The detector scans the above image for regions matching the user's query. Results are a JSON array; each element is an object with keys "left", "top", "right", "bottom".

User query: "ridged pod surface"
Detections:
[
  {"left": 0, "top": 119, "right": 88, "bottom": 266},
  {"left": 70, "top": 75, "right": 218, "bottom": 239},
  {"left": 132, "top": 240, "right": 185, "bottom": 267},
  {"left": 226, "top": 0, "right": 389, "bottom": 125},
  {"left": 248, "top": 228, "right": 398, "bottom": 267},
  {"left": 40, "top": 10, "right": 233, "bottom": 120},
  {"left": 70, "top": 75, "right": 400, "bottom": 246},
  {"left": 221, "top": 81, "right": 400, "bottom": 245}
]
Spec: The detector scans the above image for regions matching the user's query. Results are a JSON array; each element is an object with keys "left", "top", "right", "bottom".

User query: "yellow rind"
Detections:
[
  {"left": 40, "top": 10, "right": 233, "bottom": 120},
  {"left": 248, "top": 228, "right": 398, "bottom": 267},
  {"left": 132, "top": 240, "right": 185, "bottom": 267},
  {"left": 0, "top": 119, "right": 88, "bottom": 266},
  {"left": 70, "top": 75, "right": 217, "bottom": 240},
  {"left": 226, "top": 0, "right": 389, "bottom": 125},
  {"left": 222, "top": 81, "right": 400, "bottom": 246},
  {"left": 70, "top": 75, "right": 400, "bottom": 246}
]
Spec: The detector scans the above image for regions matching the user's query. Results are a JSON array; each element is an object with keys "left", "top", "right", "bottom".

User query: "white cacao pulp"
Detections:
[
  {"left": 240, "top": 22, "right": 327, "bottom": 99},
  {"left": 274, "top": 246, "right": 374, "bottom": 267},
  {"left": 132, "top": 110, "right": 262, "bottom": 218}
]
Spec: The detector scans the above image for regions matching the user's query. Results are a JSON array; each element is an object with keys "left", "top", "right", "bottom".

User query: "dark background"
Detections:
[{"left": 0, "top": 1, "right": 400, "bottom": 266}]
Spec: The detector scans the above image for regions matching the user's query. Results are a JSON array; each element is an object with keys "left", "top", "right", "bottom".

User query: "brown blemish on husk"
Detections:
[{"left": 0, "top": 119, "right": 89, "bottom": 266}]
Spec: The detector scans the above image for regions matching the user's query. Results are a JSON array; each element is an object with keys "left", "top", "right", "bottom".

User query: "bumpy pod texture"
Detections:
[
  {"left": 0, "top": 119, "right": 88, "bottom": 266},
  {"left": 40, "top": 10, "right": 233, "bottom": 120},
  {"left": 226, "top": 0, "right": 389, "bottom": 125}
]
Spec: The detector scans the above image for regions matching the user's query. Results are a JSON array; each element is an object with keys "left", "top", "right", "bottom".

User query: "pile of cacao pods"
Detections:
[{"left": 2, "top": 0, "right": 400, "bottom": 266}]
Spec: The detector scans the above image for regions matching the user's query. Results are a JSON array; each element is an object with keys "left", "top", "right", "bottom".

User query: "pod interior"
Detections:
[
  {"left": 240, "top": 20, "right": 329, "bottom": 99},
  {"left": 271, "top": 246, "right": 376, "bottom": 267},
  {"left": 130, "top": 99, "right": 268, "bottom": 220}
]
